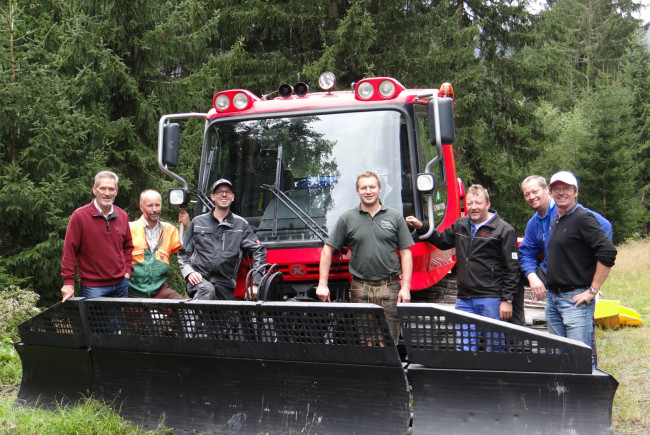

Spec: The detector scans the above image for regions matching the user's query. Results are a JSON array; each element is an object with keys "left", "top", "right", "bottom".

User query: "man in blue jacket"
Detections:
[{"left": 520, "top": 172, "right": 615, "bottom": 366}]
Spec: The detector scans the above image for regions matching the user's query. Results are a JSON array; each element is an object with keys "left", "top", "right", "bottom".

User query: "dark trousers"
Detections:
[
  {"left": 187, "top": 280, "right": 236, "bottom": 300},
  {"left": 511, "top": 273, "right": 526, "bottom": 326}
]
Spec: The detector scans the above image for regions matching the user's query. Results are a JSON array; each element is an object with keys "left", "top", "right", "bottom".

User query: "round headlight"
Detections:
[
  {"left": 233, "top": 92, "right": 249, "bottom": 109},
  {"left": 318, "top": 71, "right": 336, "bottom": 92},
  {"left": 378, "top": 80, "right": 396, "bottom": 98},
  {"left": 215, "top": 94, "right": 230, "bottom": 111},
  {"left": 357, "top": 82, "right": 374, "bottom": 100}
]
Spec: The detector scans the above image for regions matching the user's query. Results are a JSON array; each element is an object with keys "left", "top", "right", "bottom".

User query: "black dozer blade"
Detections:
[
  {"left": 399, "top": 304, "right": 618, "bottom": 434},
  {"left": 15, "top": 299, "right": 617, "bottom": 434}
]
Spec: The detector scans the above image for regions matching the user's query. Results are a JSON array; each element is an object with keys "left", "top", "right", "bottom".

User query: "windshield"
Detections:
[{"left": 202, "top": 110, "right": 414, "bottom": 244}]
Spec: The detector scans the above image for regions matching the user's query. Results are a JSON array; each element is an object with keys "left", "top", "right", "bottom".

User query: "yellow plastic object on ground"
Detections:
[{"left": 595, "top": 299, "right": 643, "bottom": 329}]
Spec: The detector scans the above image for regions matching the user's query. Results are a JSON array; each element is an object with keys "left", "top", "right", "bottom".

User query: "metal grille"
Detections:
[
  {"left": 18, "top": 298, "right": 401, "bottom": 366},
  {"left": 399, "top": 303, "right": 593, "bottom": 373},
  {"left": 82, "top": 300, "right": 392, "bottom": 345},
  {"left": 403, "top": 313, "right": 544, "bottom": 353},
  {"left": 17, "top": 300, "right": 86, "bottom": 348}
]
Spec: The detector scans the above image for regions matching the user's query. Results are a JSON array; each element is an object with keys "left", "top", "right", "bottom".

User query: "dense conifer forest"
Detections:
[{"left": 1, "top": 0, "right": 648, "bottom": 304}]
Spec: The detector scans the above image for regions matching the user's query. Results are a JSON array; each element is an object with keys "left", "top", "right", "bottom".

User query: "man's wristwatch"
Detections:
[
  {"left": 587, "top": 287, "right": 599, "bottom": 295},
  {"left": 504, "top": 299, "right": 512, "bottom": 304}
]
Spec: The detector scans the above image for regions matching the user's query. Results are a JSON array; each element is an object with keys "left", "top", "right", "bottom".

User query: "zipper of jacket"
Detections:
[{"left": 222, "top": 233, "right": 225, "bottom": 250}]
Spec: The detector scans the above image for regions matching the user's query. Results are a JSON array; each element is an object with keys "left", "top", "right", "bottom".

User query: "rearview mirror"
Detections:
[
  {"left": 428, "top": 98, "right": 455, "bottom": 145},
  {"left": 162, "top": 123, "right": 180, "bottom": 167}
]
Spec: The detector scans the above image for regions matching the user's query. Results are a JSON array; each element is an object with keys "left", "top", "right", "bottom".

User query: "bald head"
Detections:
[
  {"left": 140, "top": 189, "right": 162, "bottom": 204},
  {"left": 140, "top": 190, "right": 163, "bottom": 227}
]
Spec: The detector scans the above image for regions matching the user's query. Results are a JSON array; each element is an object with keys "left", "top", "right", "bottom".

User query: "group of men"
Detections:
[
  {"left": 62, "top": 169, "right": 616, "bottom": 358},
  {"left": 519, "top": 172, "right": 616, "bottom": 352},
  {"left": 61, "top": 171, "right": 267, "bottom": 303},
  {"left": 317, "top": 169, "right": 616, "bottom": 355}
]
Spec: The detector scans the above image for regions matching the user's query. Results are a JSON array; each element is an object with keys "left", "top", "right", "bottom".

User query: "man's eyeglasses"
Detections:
[
  {"left": 214, "top": 189, "right": 233, "bottom": 196},
  {"left": 551, "top": 186, "right": 574, "bottom": 193}
]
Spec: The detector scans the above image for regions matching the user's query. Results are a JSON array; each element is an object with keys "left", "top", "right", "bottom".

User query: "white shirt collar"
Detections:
[{"left": 93, "top": 198, "right": 114, "bottom": 217}]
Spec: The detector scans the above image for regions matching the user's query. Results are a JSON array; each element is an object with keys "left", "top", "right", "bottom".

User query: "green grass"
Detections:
[
  {"left": 596, "top": 239, "right": 650, "bottom": 434},
  {"left": 0, "top": 240, "right": 648, "bottom": 433},
  {"left": 1, "top": 397, "right": 144, "bottom": 434},
  {"left": 0, "top": 338, "right": 162, "bottom": 434}
]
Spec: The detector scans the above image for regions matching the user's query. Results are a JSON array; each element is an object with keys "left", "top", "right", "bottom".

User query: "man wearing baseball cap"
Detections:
[
  {"left": 544, "top": 171, "right": 616, "bottom": 362},
  {"left": 178, "top": 179, "right": 267, "bottom": 300}
]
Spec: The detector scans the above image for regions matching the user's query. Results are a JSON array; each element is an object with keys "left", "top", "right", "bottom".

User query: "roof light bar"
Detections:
[
  {"left": 212, "top": 90, "right": 259, "bottom": 113},
  {"left": 354, "top": 77, "right": 405, "bottom": 101}
]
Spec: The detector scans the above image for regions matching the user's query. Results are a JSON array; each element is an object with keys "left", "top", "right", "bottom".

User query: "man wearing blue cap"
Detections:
[{"left": 178, "top": 179, "right": 267, "bottom": 300}]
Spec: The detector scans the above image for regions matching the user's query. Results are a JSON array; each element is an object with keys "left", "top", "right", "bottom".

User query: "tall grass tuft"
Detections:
[
  {"left": 597, "top": 239, "right": 650, "bottom": 434},
  {"left": 1, "top": 397, "right": 144, "bottom": 434}
]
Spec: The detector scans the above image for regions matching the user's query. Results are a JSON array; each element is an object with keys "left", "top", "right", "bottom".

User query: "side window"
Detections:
[
  {"left": 400, "top": 117, "right": 415, "bottom": 218},
  {"left": 416, "top": 113, "right": 447, "bottom": 229}
]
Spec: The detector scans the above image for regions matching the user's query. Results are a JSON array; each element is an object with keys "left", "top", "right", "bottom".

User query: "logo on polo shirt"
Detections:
[{"left": 380, "top": 220, "right": 394, "bottom": 229}]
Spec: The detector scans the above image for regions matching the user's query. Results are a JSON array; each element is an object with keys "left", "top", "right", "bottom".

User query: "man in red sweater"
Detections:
[{"left": 60, "top": 171, "right": 134, "bottom": 302}]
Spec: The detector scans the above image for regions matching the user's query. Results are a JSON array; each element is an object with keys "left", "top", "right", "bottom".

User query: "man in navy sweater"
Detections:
[{"left": 544, "top": 171, "right": 616, "bottom": 351}]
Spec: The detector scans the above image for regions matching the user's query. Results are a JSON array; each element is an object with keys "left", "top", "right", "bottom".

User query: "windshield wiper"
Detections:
[
  {"left": 271, "top": 144, "right": 283, "bottom": 237},
  {"left": 260, "top": 184, "right": 329, "bottom": 244}
]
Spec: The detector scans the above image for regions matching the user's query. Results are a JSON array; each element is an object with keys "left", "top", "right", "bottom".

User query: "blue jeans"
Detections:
[
  {"left": 545, "top": 288, "right": 595, "bottom": 347},
  {"left": 455, "top": 297, "right": 505, "bottom": 352},
  {"left": 80, "top": 277, "right": 129, "bottom": 334},
  {"left": 455, "top": 297, "right": 501, "bottom": 320},
  {"left": 81, "top": 277, "right": 130, "bottom": 299}
]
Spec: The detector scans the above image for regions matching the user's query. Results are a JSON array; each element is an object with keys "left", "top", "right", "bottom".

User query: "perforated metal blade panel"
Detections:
[
  {"left": 399, "top": 303, "right": 593, "bottom": 373},
  {"left": 16, "top": 299, "right": 410, "bottom": 434}
]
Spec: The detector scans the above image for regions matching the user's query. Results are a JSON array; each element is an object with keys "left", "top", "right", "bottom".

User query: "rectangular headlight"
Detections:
[{"left": 168, "top": 188, "right": 189, "bottom": 206}]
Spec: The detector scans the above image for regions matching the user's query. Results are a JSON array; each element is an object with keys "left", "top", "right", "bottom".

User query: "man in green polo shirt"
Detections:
[{"left": 316, "top": 171, "right": 414, "bottom": 344}]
